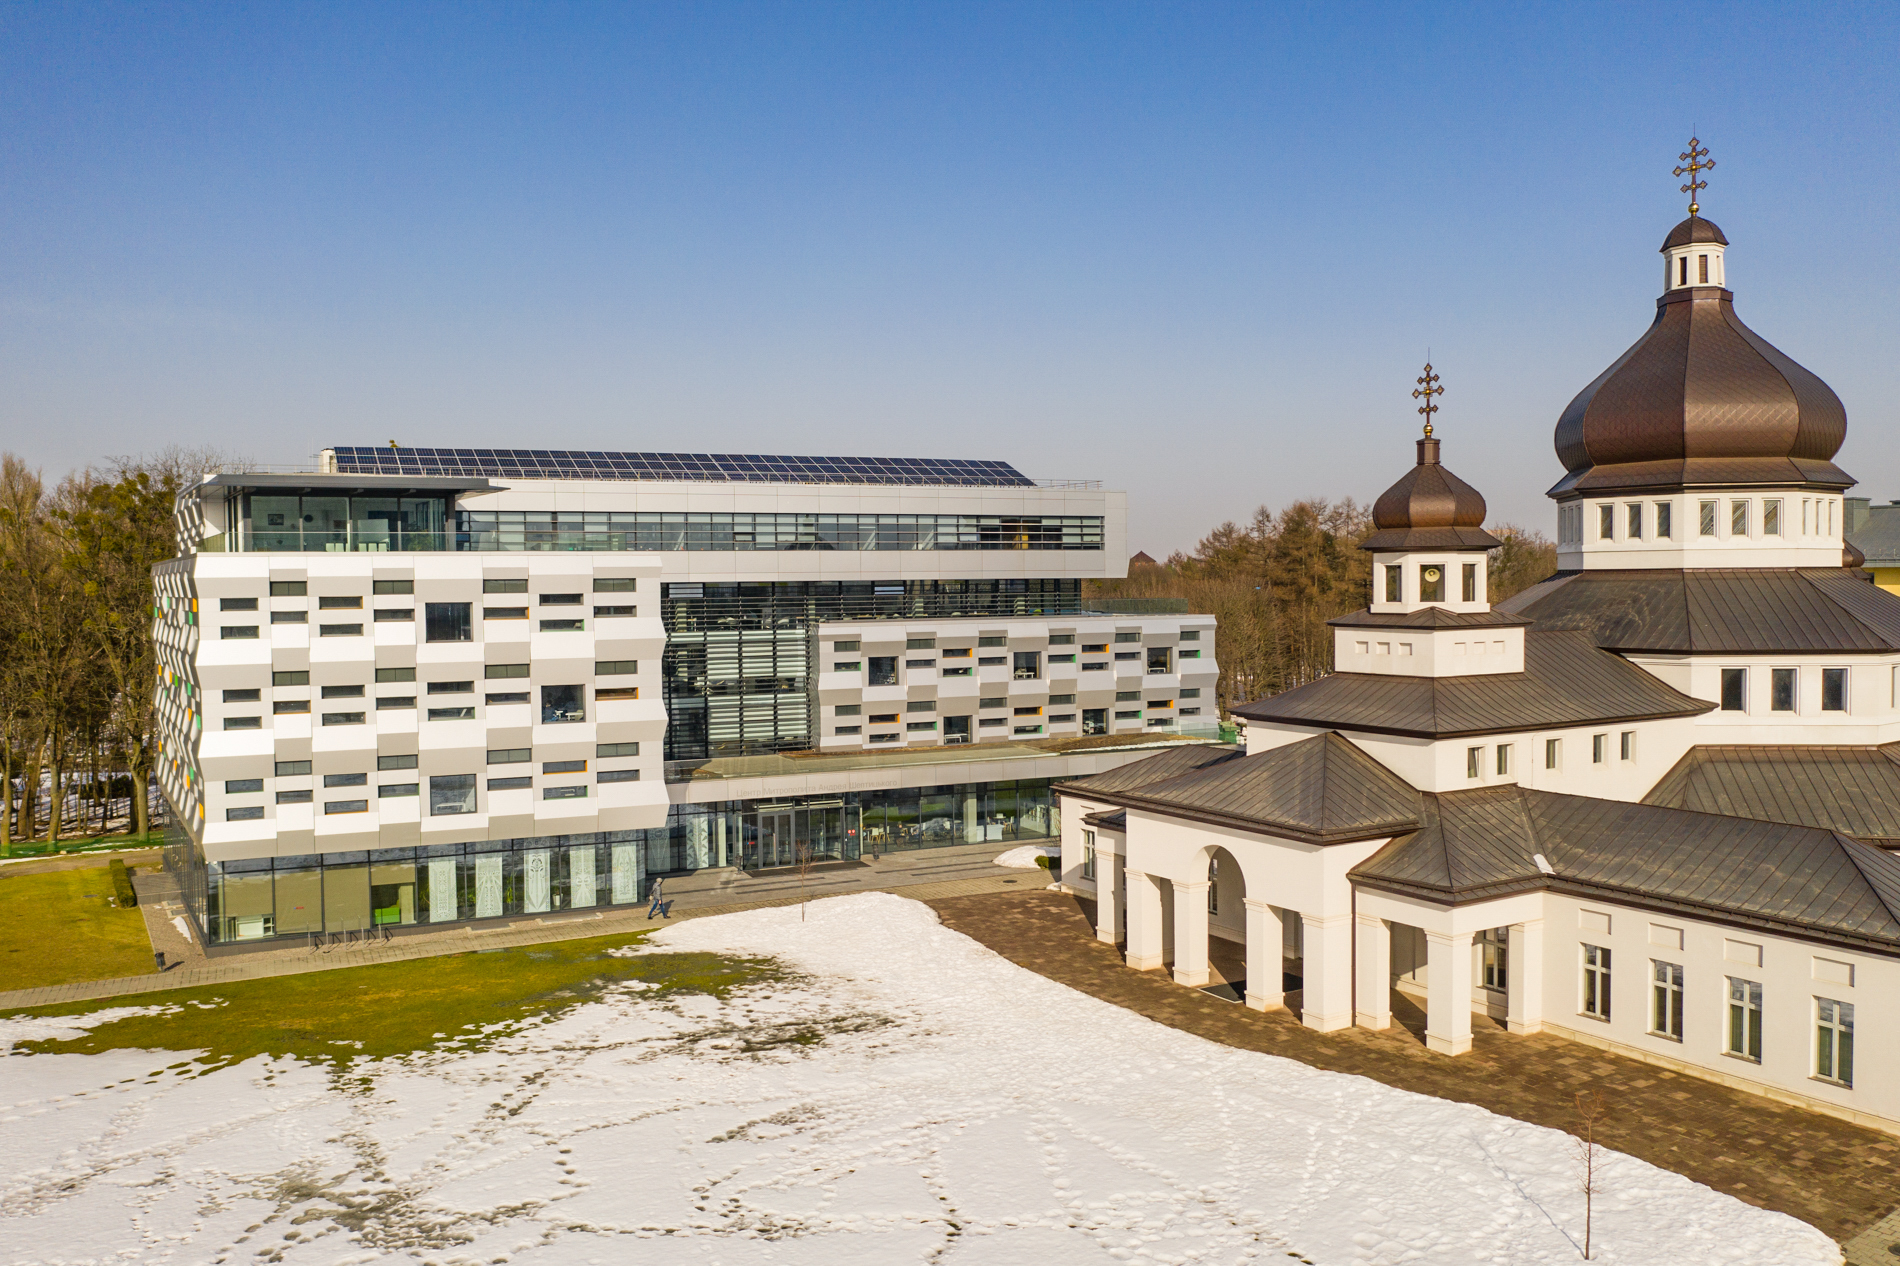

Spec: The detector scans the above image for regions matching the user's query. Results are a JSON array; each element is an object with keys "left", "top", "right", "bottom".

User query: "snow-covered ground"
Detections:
[{"left": 0, "top": 893, "right": 1838, "bottom": 1265}]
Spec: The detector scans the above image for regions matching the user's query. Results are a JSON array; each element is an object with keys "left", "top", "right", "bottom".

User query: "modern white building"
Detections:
[
  {"left": 154, "top": 451, "right": 1219, "bottom": 946},
  {"left": 1057, "top": 205, "right": 1900, "bottom": 1135}
]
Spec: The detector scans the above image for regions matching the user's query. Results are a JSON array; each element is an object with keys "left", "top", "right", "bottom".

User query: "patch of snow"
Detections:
[
  {"left": 994, "top": 843, "right": 1059, "bottom": 869},
  {"left": 0, "top": 1004, "right": 183, "bottom": 1053},
  {"left": 169, "top": 914, "right": 193, "bottom": 943},
  {"left": 0, "top": 892, "right": 1837, "bottom": 1264}
]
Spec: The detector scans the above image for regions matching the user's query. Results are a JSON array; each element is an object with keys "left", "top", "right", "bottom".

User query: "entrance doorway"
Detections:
[{"left": 740, "top": 804, "right": 862, "bottom": 871}]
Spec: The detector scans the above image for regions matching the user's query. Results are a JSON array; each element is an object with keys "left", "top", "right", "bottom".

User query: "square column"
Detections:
[
  {"left": 1354, "top": 914, "right": 1392, "bottom": 1030},
  {"left": 1094, "top": 848, "right": 1121, "bottom": 946},
  {"left": 1506, "top": 919, "right": 1544, "bottom": 1035},
  {"left": 1124, "top": 870, "right": 1165, "bottom": 970},
  {"left": 1243, "top": 898, "right": 1284, "bottom": 1010},
  {"left": 1171, "top": 881, "right": 1211, "bottom": 986},
  {"left": 1425, "top": 930, "right": 1474, "bottom": 1055},
  {"left": 1300, "top": 912, "right": 1354, "bottom": 1032}
]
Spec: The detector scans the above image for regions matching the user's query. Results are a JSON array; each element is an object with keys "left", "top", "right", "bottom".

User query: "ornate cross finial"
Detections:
[
  {"left": 1674, "top": 137, "right": 1714, "bottom": 216},
  {"left": 1413, "top": 361, "right": 1444, "bottom": 436}
]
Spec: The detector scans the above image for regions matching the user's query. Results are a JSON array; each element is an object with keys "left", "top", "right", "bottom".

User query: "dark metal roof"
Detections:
[
  {"left": 328, "top": 447, "right": 1036, "bottom": 487},
  {"left": 1082, "top": 808, "right": 1128, "bottom": 831},
  {"left": 1064, "top": 733, "right": 1422, "bottom": 845},
  {"left": 1231, "top": 630, "right": 1710, "bottom": 738},
  {"left": 1643, "top": 744, "right": 1900, "bottom": 845},
  {"left": 1549, "top": 249, "right": 1851, "bottom": 496},
  {"left": 1352, "top": 786, "right": 1900, "bottom": 956},
  {"left": 1499, "top": 568, "right": 1900, "bottom": 654},
  {"left": 1847, "top": 502, "right": 1900, "bottom": 568},
  {"left": 1363, "top": 436, "right": 1500, "bottom": 552},
  {"left": 1661, "top": 215, "right": 1730, "bottom": 249},
  {"left": 1328, "top": 606, "right": 1532, "bottom": 630},
  {"left": 1055, "top": 744, "right": 1242, "bottom": 797}
]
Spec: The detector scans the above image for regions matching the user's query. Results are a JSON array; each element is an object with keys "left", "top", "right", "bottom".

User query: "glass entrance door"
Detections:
[{"left": 743, "top": 811, "right": 796, "bottom": 870}]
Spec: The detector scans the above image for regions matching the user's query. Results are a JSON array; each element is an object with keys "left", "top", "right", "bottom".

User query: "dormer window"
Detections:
[
  {"left": 1764, "top": 499, "right": 1781, "bottom": 536},
  {"left": 1599, "top": 505, "right": 1615, "bottom": 540},
  {"left": 1626, "top": 503, "right": 1643, "bottom": 539},
  {"left": 1731, "top": 500, "right": 1750, "bottom": 536},
  {"left": 1657, "top": 503, "right": 1672, "bottom": 538}
]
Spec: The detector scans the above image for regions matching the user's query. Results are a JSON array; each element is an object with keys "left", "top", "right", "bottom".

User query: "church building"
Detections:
[{"left": 1056, "top": 168, "right": 1900, "bottom": 1136}]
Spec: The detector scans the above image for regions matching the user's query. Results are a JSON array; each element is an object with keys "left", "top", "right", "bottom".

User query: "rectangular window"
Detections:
[
  {"left": 595, "top": 660, "right": 639, "bottom": 676},
  {"left": 1114, "top": 691, "right": 1140, "bottom": 702},
  {"left": 1620, "top": 730, "right": 1634, "bottom": 761},
  {"left": 1111, "top": 652, "right": 1138, "bottom": 662},
  {"left": 906, "top": 637, "right": 935, "bottom": 649},
  {"left": 222, "top": 626, "right": 259, "bottom": 639},
  {"left": 373, "top": 579, "right": 414, "bottom": 595},
  {"left": 1013, "top": 724, "right": 1043, "bottom": 735},
  {"left": 1180, "top": 630, "right": 1200, "bottom": 641},
  {"left": 594, "top": 605, "right": 636, "bottom": 617},
  {"left": 1180, "top": 688, "right": 1201, "bottom": 699},
  {"left": 1822, "top": 667, "right": 1847, "bottom": 712},
  {"left": 225, "top": 778, "right": 265, "bottom": 794},
  {"left": 1581, "top": 945, "right": 1611, "bottom": 1020},
  {"left": 377, "top": 754, "right": 418, "bottom": 771},
  {"left": 597, "top": 741, "right": 640, "bottom": 757},
  {"left": 317, "top": 595, "right": 362, "bottom": 609},
  {"left": 982, "top": 635, "right": 1011, "bottom": 647},
  {"left": 275, "top": 760, "right": 312, "bottom": 776},
  {"left": 543, "top": 759, "right": 587, "bottom": 773},
  {"left": 594, "top": 577, "right": 637, "bottom": 592},
  {"left": 487, "top": 748, "right": 531, "bottom": 765},
  {"left": 907, "top": 721, "right": 938, "bottom": 732},
  {"left": 868, "top": 713, "right": 899, "bottom": 723},
  {"left": 375, "top": 667, "right": 416, "bottom": 683},
  {"left": 540, "top": 593, "right": 583, "bottom": 606},
  {"left": 598, "top": 769, "right": 640, "bottom": 783},
  {"left": 539, "top": 619, "right": 585, "bottom": 632},
  {"left": 425, "top": 603, "right": 472, "bottom": 642},
  {"left": 1146, "top": 646, "right": 1172, "bottom": 674},
  {"left": 1727, "top": 977, "right": 1763, "bottom": 1061},
  {"left": 1545, "top": 737, "right": 1560, "bottom": 770},
  {"left": 906, "top": 658, "right": 934, "bottom": 668},
  {"left": 276, "top": 789, "right": 312, "bottom": 804},
  {"left": 1014, "top": 651, "right": 1042, "bottom": 679},
  {"left": 427, "top": 706, "right": 475, "bottom": 721},
  {"left": 320, "top": 712, "right": 365, "bottom": 725},
  {"left": 1419, "top": 564, "right": 1445, "bottom": 602},
  {"left": 378, "top": 783, "right": 418, "bottom": 798},
  {"left": 1081, "top": 708, "right": 1107, "bottom": 735},
  {"left": 868, "top": 656, "right": 898, "bottom": 686},
  {"left": 834, "top": 704, "right": 861, "bottom": 716},
  {"left": 1731, "top": 500, "right": 1749, "bottom": 536},
  {"left": 428, "top": 774, "right": 477, "bottom": 816},
  {"left": 271, "top": 610, "right": 307, "bottom": 624},
  {"left": 224, "top": 688, "right": 261, "bottom": 702},
  {"left": 270, "top": 581, "right": 307, "bottom": 597},
  {"left": 226, "top": 806, "right": 264, "bottom": 822},
  {"left": 373, "top": 608, "right": 415, "bottom": 622},
  {"left": 483, "top": 578, "right": 528, "bottom": 593},
  {"left": 1816, "top": 998, "right": 1854, "bottom": 1086},
  {"left": 1047, "top": 654, "right": 1075, "bottom": 664},
  {"left": 1496, "top": 743, "right": 1512, "bottom": 776},
  {"left": 273, "top": 670, "right": 310, "bottom": 687},
  {"left": 1592, "top": 733, "right": 1606, "bottom": 763},
  {"left": 833, "top": 661, "right": 861, "bottom": 672},
  {"left": 1772, "top": 667, "right": 1797, "bottom": 712},
  {"left": 1599, "top": 505, "right": 1615, "bottom": 540},
  {"left": 541, "top": 684, "right": 585, "bottom": 723},
  {"left": 484, "top": 663, "right": 529, "bottom": 679},
  {"left": 1699, "top": 253, "right": 1709, "bottom": 283},
  {"left": 596, "top": 687, "right": 639, "bottom": 701},
  {"left": 485, "top": 691, "right": 527, "bottom": 704},
  {"left": 323, "top": 772, "right": 367, "bottom": 788},
  {"left": 1082, "top": 643, "right": 1108, "bottom": 653},
  {"left": 273, "top": 700, "right": 309, "bottom": 714},
  {"left": 323, "top": 800, "right": 368, "bottom": 815},
  {"left": 1462, "top": 563, "right": 1477, "bottom": 603},
  {"left": 1082, "top": 830, "right": 1096, "bottom": 880},
  {"left": 317, "top": 685, "right": 362, "bottom": 699},
  {"left": 220, "top": 597, "right": 258, "bottom": 611},
  {"left": 1657, "top": 503, "right": 1672, "bottom": 538},
  {"left": 907, "top": 700, "right": 937, "bottom": 713},
  {"left": 834, "top": 726, "right": 861, "bottom": 736},
  {"left": 1764, "top": 499, "right": 1782, "bottom": 536},
  {"left": 1467, "top": 746, "right": 1482, "bottom": 778},
  {"left": 940, "top": 647, "right": 972, "bottom": 658},
  {"left": 834, "top": 639, "right": 860, "bottom": 652},
  {"left": 1700, "top": 500, "right": 1717, "bottom": 536},
  {"left": 1627, "top": 503, "right": 1643, "bottom": 539},
  {"left": 1012, "top": 705, "right": 1041, "bottom": 716},
  {"left": 1050, "top": 634, "right": 1076, "bottom": 645},
  {"left": 487, "top": 775, "right": 531, "bottom": 791},
  {"left": 1652, "top": 961, "right": 1684, "bottom": 1040},
  {"left": 869, "top": 732, "right": 901, "bottom": 742},
  {"left": 484, "top": 607, "right": 528, "bottom": 619},
  {"left": 1720, "top": 667, "right": 1746, "bottom": 711},
  {"left": 318, "top": 623, "right": 363, "bottom": 637},
  {"left": 1384, "top": 564, "right": 1402, "bottom": 603}
]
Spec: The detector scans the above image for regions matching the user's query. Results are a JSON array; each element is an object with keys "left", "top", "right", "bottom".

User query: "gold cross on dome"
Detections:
[
  {"left": 1674, "top": 137, "right": 1714, "bottom": 216},
  {"left": 1413, "top": 362, "right": 1444, "bottom": 436}
]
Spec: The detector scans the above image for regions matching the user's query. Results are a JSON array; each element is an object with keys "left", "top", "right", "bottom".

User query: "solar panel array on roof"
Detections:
[{"left": 327, "top": 447, "right": 1036, "bottom": 487}]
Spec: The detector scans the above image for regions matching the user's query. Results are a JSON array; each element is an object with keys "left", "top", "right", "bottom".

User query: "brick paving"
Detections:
[{"left": 927, "top": 888, "right": 1900, "bottom": 1248}]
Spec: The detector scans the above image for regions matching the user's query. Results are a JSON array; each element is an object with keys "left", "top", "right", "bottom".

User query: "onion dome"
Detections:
[
  {"left": 1550, "top": 216, "right": 1851, "bottom": 497},
  {"left": 1361, "top": 435, "right": 1501, "bottom": 552}
]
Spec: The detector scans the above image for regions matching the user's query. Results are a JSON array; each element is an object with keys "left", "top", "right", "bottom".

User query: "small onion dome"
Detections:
[
  {"left": 1846, "top": 540, "right": 1867, "bottom": 569},
  {"left": 1550, "top": 218, "right": 1851, "bottom": 497},
  {"left": 1361, "top": 436, "right": 1502, "bottom": 552}
]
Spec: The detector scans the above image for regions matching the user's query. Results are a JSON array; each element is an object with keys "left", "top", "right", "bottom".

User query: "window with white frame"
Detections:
[
  {"left": 1467, "top": 746, "right": 1482, "bottom": 778},
  {"left": 1496, "top": 743, "right": 1512, "bottom": 776},
  {"left": 1720, "top": 667, "right": 1746, "bottom": 712},
  {"left": 1592, "top": 733, "right": 1607, "bottom": 764},
  {"left": 1764, "top": 499, "right": 1782, "bottom": 536},
  {"left": 1599, "top": 505, "right": 1615, "bottom": 540},
  {"left": 1699, "top": 500, "right": 1717, "bottom": 537},
  {"left": 1822, "top": 667, "right": 1847, "bottom": 712},
  {"left": 1731, "top": 500, "right": 1750, "bottom": 536},
  {"left": 1727, "top": 977, "right": 1763, "bottom": 1061},
  {"left": 1545, "top": 737, "right": 1561, "bottom": 770},
  {"left": 1772, "top": 667, "right": 1797, "bottom": 712},
  {"left": 1207, "top": 856, "right": 1219, "bottom": 914},
  {"left": 1656, "top": 502, "right": 1672, "bottom": 539},
  {"left": 1620, "top": 730, "right": 1635, "bottom": 761},
  {"left": 1652, "top": 961, "right": 1684, "bottom": 1040},
  {"left": 1581, "top": 945, "right": 1611, "bottom": 1020},
  {"left": 1815, "top": 998, "right": 1854, "bottom": 1086},
  {"left": 1481, "top": 928, "right": 1508, "bottom": 990},
  {"left": 1626, "top": 503, "right": 1643, "bottom": 539},
  {"left": 1082, "top": 829, "right": 1096, "bottom": 881}
]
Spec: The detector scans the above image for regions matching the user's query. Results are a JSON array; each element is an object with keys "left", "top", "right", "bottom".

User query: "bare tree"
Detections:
[
  {"left": 795, "top": 840, "right": 816, "bottom": 921},
  {"left": 1572, "top": 1089, "right": 1609, "bottom": 1259}
]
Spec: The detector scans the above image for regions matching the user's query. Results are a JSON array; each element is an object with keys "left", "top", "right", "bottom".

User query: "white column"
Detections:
[
  {"left": 1354, "top": 914, "right": 1391, "bottom": 1030},
  {"left": 1243, "top": 898, "right": 1283, "bottom": 1010},
  {"left": 1300, "top": 912, "right": 1354, "bottom": 1032},
  {"left": 1124, "top": 870, "right": 1165, "bottom": 970},
  {"left": 1171, "top": 880, "right": 1211, "bottom": 987},
  {"left": 1095, "top": 848, "right": 1121, "bottom": 946},
  {"left": 1425, "top": 930, "right": 1474, "bottom": 1055},
  {"left": 1506, "top": 919, "right": 1544, "bottom": 1035}
]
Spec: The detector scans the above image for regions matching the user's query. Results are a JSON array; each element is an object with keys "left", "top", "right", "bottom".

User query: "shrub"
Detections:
[{"left": 109, "top": 859, "right": 137, "bottom": 908}]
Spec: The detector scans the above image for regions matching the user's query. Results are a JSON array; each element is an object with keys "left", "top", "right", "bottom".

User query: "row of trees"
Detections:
[
  {"left": 1084, "top": 499, "right": 1557, "bottom": 718},
  {"left": 0, "top": 447, "right": 225, "bottom": 851}
]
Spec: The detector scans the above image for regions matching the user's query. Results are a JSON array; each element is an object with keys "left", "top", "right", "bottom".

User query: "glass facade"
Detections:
[{"left": 243, "top": 494, "right": 451, "bottom": 551}]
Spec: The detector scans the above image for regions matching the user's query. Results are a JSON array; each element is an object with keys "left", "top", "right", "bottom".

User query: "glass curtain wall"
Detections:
[
  {"left": 459, "top": 511, "right": 1103, "bottom": 552},
  {"left": 243, "top": 494, "right": 450, "bottom": 552}
]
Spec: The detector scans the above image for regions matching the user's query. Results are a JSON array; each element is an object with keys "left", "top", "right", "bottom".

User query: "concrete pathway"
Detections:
[{"left": 0, "top": 847, "right": 1043, "bottom": 1012}]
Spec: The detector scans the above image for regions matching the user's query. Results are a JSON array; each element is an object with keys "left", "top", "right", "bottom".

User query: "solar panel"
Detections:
[{"left": 327, "top": 447, "right": 1038, "bottom": 487}]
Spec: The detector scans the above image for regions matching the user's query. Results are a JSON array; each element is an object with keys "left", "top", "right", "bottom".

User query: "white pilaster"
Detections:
[
  {"left": 1354, "top": 913, "right": 1392, "bottom": 1030},
  {"left": 1425, "top": 930, "right": 1474, "bottom": 1055},
  {"left": 1506, "top": 919, "right": 1544, "bottom": 1035},
  {"left": 1094, "top": 848, "right": 1121, "bottom": 947},
  {"left": 1300, "top": 912, "right": 1354, "bottom": 1032},
  {"left": 1243, "top": 898, "right": 1283, "bottom": 1011},
  {"left": 1124, "top": 870, "right": 1165, "bottom": 971},
  {"left": 1171, "top": 880, "right": 1211, "bottom": 987}
]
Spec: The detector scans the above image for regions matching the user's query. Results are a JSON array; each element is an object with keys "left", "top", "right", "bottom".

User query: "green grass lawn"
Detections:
[
  {"left": 0, "top": 831, "right": 168, "bottom": 860},
  {"left": 2, "top": 929, "right": 783, "bottom": 1068},
  {"left": 0, "top": 865, "right": 156, "bottom": 990}
]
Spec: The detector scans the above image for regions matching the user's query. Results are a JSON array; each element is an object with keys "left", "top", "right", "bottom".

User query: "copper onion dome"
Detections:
[
  {"left": 1550, "top": 216, "right": 1851, "bottom": 497},
  {"left": 1361, "top": 435, "right": 1501, "bottom": 552}
]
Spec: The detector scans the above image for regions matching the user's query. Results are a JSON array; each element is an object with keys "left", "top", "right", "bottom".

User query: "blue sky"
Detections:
[{"left": 3, "top": 2, "right": 1897, "bottom": 555}]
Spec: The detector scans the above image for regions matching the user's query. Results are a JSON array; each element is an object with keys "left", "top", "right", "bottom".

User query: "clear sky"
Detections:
[{"left": 4, "top": 2, "right": 1897, "bottom": 556}]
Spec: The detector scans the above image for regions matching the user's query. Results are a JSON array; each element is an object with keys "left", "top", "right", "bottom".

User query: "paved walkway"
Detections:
[
  {"left": 926, "top": 889, "right": 1900, "bottom": 1249},
  {"left": 0, "top": 851, "right": 1042, "bottom": 1011}
]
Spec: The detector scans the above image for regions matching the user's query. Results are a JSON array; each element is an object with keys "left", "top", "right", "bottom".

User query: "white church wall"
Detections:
[
  {"left": 1622, "top": 653, "right": 1900, "bottom": 746},
  {"left": 1558, "top": 489, "right": 1847, "bottom": 571}
]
